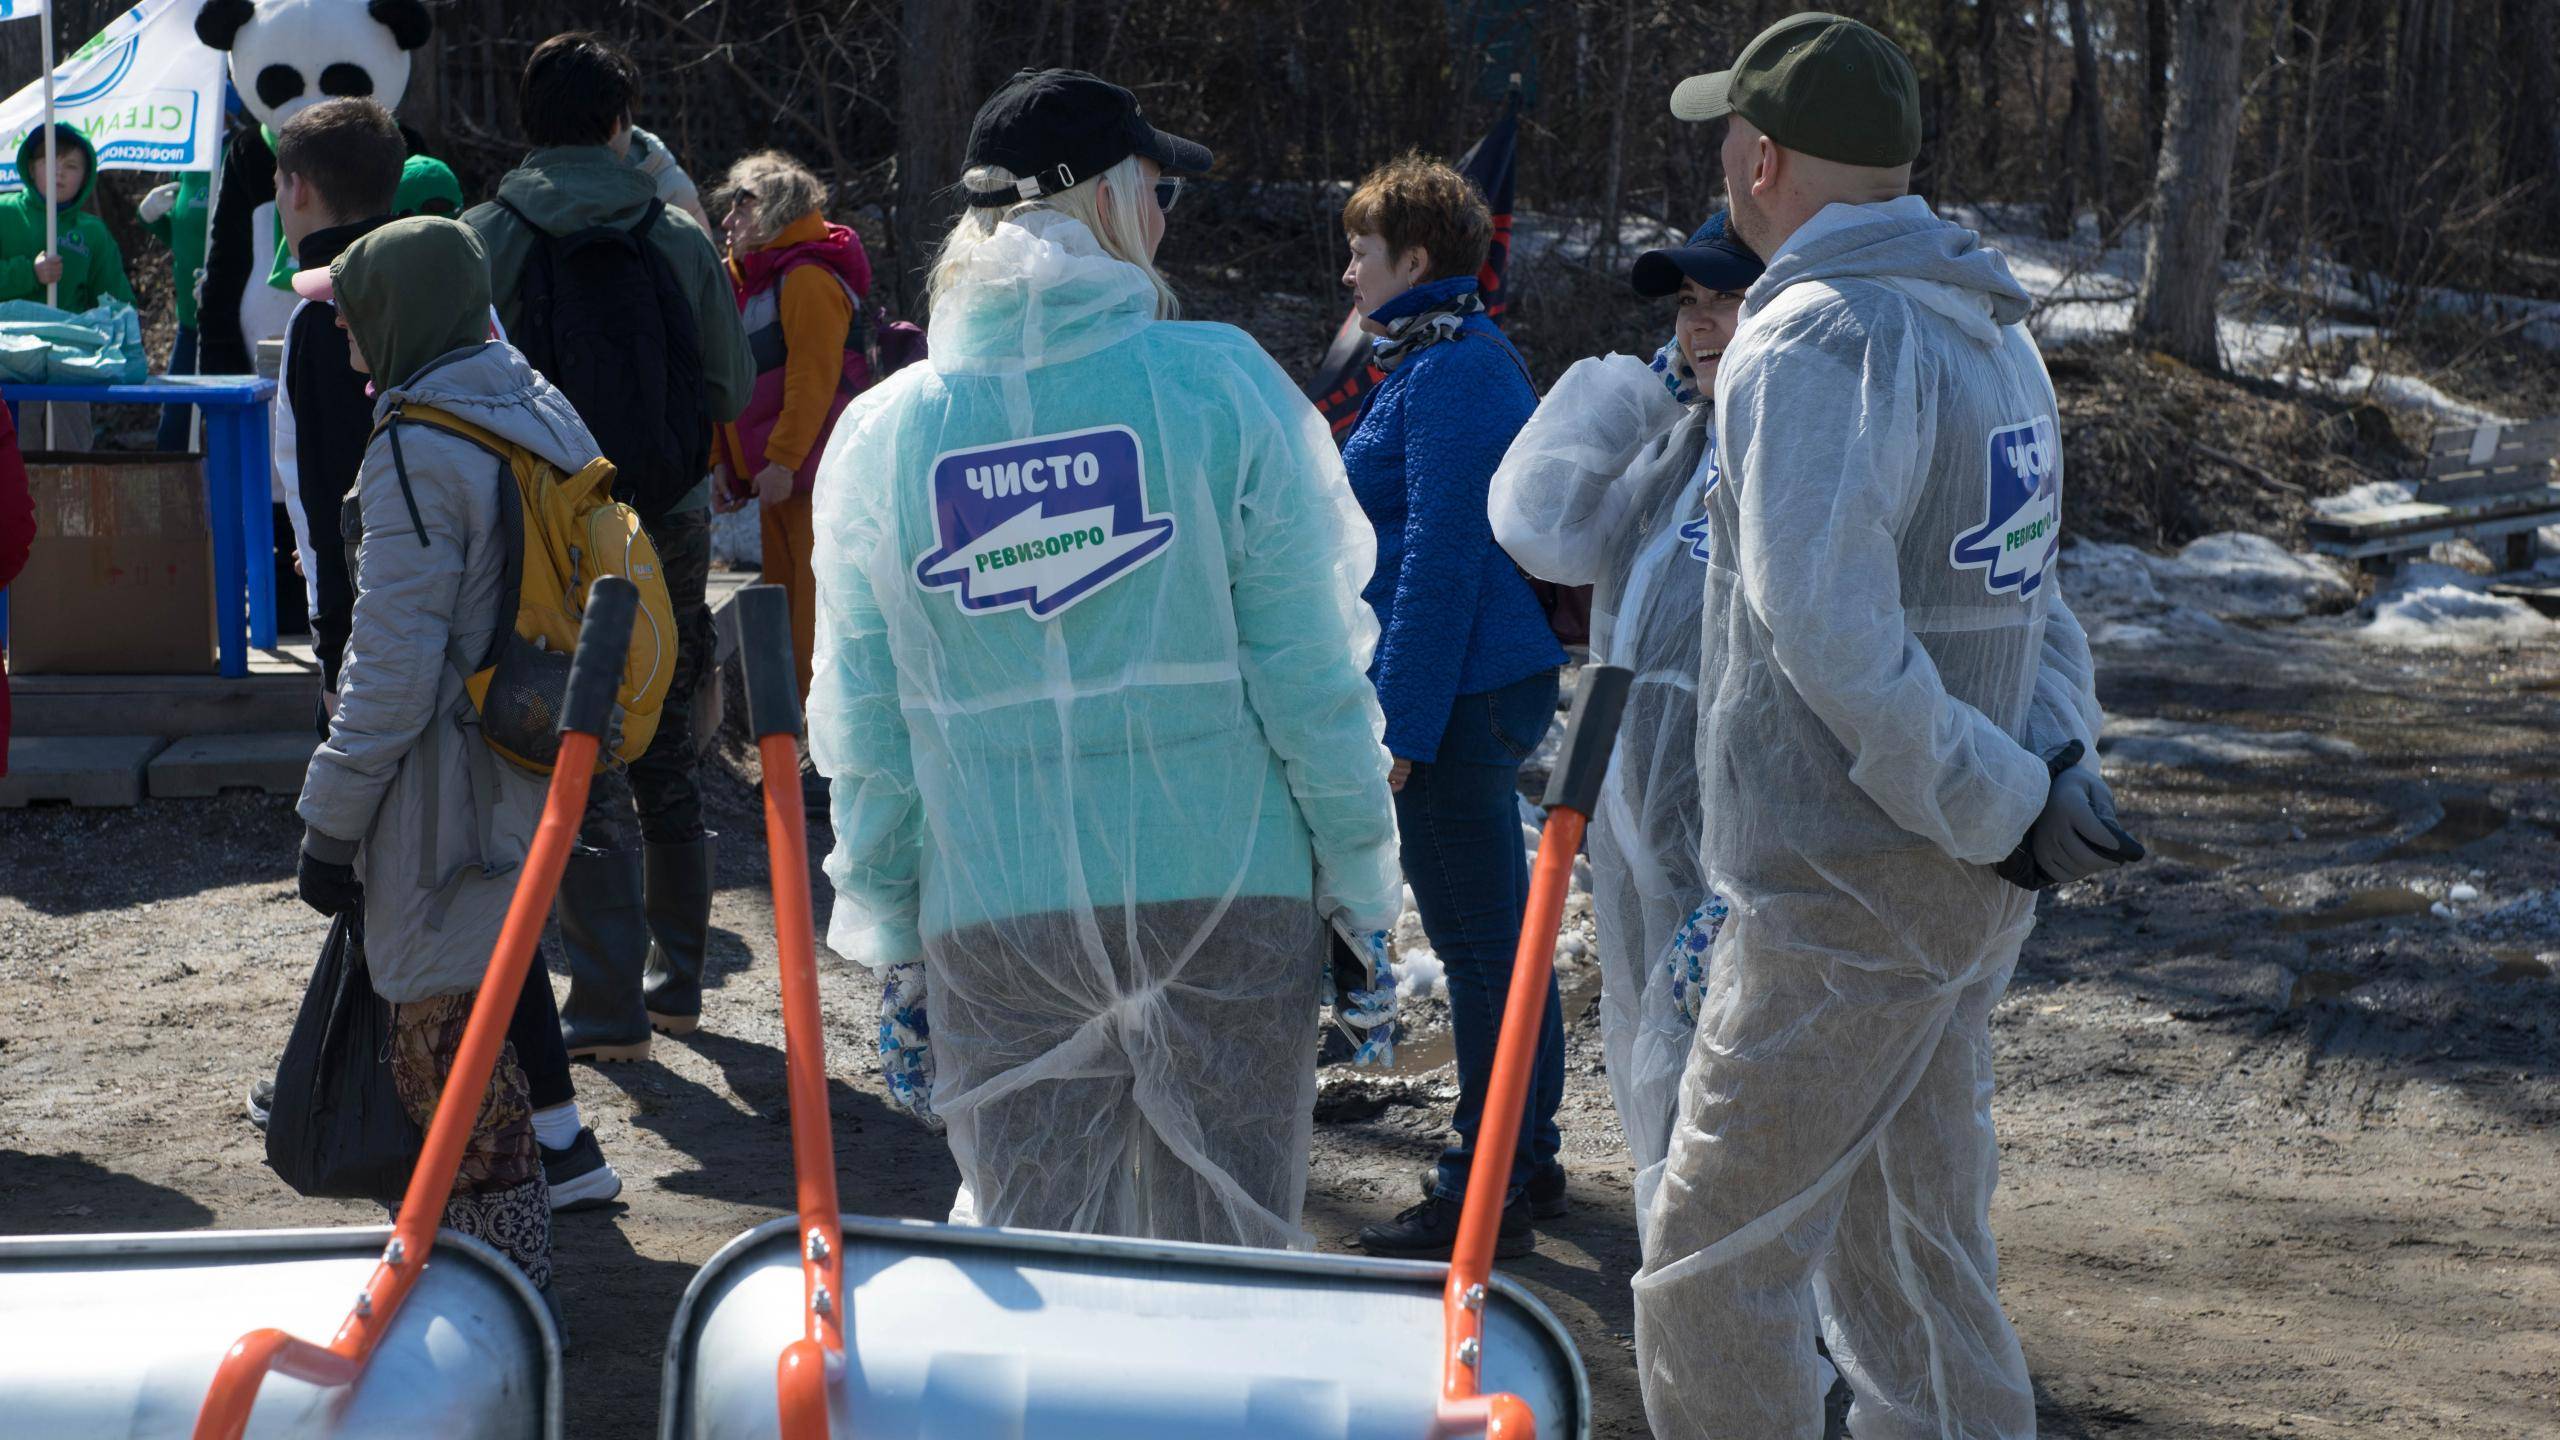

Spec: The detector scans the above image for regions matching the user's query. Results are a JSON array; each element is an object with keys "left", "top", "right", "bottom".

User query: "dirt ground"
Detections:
[{"left": 4, "top": 604, "right": 2558, "bottom": 1439}]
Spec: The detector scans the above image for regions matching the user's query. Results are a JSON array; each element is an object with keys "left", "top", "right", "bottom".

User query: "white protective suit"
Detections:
[
  {"left": 1633, "top": 196, "right": 2102, "bottom": 1440},
  {"left": 1489, "top": 355, "right": 1719, "bottom": 1219},
  {"left": 808, "top": 210, "right": 1403, "bottom": 1250}
]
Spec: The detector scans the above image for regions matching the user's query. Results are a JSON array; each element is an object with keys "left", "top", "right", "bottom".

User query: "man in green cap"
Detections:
[{"left": 1635, "top": 12, "right": 2135, "bottom": 1438}]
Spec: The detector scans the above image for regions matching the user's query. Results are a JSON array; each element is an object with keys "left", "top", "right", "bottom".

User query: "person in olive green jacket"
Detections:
[{"left": 0, "top": 124, "right": 135, "bottom": 311}]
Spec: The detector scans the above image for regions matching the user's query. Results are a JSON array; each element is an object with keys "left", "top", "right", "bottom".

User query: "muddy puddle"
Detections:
[
  {"left": 2385, "top": 797, "right": 2510, "bottom": 859},
  {"left": 1376, "top": 961, "right": 1606, "bottom": 1078},
  {"left": 2151, "top": 839, "right": 2240, "bottom": 871},
  {"left": 2488, "top": 950, "right": 2556, "bottom": 984},
  {"left": 2275, "top": 885, "right": 2436, "bottom": 933},
  {"left": 2289, "top": 968, "right": 2365, "bottom": 1006}
]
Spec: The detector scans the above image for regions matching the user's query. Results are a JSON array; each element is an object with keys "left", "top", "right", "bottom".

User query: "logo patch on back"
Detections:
[
  {"left": 913, "top": 424, "right": 1175, "bottom": 619},
  {"left": 1950, "top": 416, "right": 2060, "bottom": 599}
]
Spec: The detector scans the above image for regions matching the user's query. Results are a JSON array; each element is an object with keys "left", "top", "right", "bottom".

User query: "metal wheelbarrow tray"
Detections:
[
  {"left": 660, "top": 1212, "right": 1590, "bottom": 1440},
  {"left": 0, "top": 1224, "right": 560, "bottom": 1439},
  {"left": 666, "top": 601, "right": 1628, "bottom": 1440}
]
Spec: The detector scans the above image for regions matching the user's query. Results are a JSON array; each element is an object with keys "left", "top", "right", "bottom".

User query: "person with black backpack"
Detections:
[{"left": 465, "top": 32, "right": 752, "bottom": 1063}]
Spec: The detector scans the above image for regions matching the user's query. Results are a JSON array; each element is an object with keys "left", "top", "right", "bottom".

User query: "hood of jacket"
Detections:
[
  {"left": 733, "top": 213, "right": 870, "bottom": 300},
  {"left": 494, "top": 145, "right": 660, "bottom": 233},
  {"left": 1745, "top": 195, "right": 2032, "bottom": 347},
  {"left": 374, "top": 338, "right": 605, "bottom": 476},
  {"left": 335, "top": 215, "right": 494, "bottom": 389},
  {"left": 927, "top": 208, "right": 1155, "bottom": 372},
  {"left": 14, "top": 123, "right": 99, "bottom": 213}
]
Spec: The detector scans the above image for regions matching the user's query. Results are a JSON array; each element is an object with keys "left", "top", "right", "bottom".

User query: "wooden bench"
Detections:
[{"left": 2307, "top": 418, "right": 2560, "bottom": 577}]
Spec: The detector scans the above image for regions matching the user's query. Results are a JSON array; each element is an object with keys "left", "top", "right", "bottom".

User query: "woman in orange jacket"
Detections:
[{"left": 711, "top": 151, "right": 874, "bottom": 704}]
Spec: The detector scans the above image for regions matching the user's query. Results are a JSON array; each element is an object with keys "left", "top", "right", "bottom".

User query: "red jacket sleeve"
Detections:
[{"left": 0, "top": 404, "right": 33, "bottom": 593}]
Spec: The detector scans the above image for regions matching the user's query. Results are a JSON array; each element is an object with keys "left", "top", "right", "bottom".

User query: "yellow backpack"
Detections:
[{"left": 381, "top": 403, "right": 678, "bottom": 773}]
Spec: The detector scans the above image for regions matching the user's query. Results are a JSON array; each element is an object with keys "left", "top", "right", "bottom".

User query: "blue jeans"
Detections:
[
  {"left": 155, "top": 324, "right": 198, "bottom": 452},
  {"left": 1397, "top": 668, "right": 1565, "bottom": 1203}
]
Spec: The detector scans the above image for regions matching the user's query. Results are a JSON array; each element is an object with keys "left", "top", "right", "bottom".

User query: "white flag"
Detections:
[{"left": 0, "top": 0, "right": 225, "bottom": 187}]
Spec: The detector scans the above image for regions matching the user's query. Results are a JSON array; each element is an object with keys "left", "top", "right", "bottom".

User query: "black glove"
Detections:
[
  {"left": 1996, "top": 740, "right": 2144, "bottom": 892},
  {"left": 297, "top": 849, "right": 363, "bottom": 917}
]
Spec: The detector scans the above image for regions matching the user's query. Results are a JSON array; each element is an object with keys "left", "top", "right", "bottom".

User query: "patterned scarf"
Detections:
[{"left": 1370, "top": 286, "right": 1488, "bottom": 372}]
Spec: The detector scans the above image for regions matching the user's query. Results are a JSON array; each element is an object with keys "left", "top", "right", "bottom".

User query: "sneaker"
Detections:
[
  {"left": 245, "top": 1078, "right": 273, "bottom": 1132},
  {"left": 1524, "top": 1164, "right": 1571, "bottom": 1220},
  {"left": 541, "top": 1128, "right": 623, "bottom": 1212},
  {"left": 1354, "top": 1191, "right": 1535, "bottom": 1261}
]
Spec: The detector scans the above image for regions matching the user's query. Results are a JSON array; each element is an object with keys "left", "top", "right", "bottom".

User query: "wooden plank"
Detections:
[
  {"left": 2308, "top": 506, "right": 2560, "bottom": 560},
  {"left": 2489, "top": 582, "right": 2560, "bottom": 618},
  {"left": 2416, "top": 412, "right": 2560, "bottom": 456},
  {"left": 2305, "top": 484, "right": 2560, "bottom": 536},
  {"left": 2419, "top": 466, "right": 2557, "bottom": 503}
]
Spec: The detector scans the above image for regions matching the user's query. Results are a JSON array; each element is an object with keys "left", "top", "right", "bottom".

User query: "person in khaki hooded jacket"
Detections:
[{"left": 294, "top": 216, "right": 612, "bottom": 1301}]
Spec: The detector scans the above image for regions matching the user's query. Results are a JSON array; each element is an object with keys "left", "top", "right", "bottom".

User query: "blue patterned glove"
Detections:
[
  {"left": 1324, "top": 920, "right": 1400, "bottom": 1068},
  {"left": 878, "top": 961, "right": 942, "bottom": 1132},
  {"left": 1663, "top": 897, "right": 1730, "bottom": 1026},
  {"left": 1650, "top": 338, "right": 1704, "bottom": 407}
]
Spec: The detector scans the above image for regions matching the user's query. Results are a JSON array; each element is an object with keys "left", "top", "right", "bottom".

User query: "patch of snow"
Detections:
[
  {"left": 2067, "top": 535, "right": 2350, "bottom": 645},
  {"left": 709, "top": 507, "right": 762, "bottom": 568},
  {"left": 2313, "top": 480, "right": 2414, "bottom": 517},
  {"left": 2146, "top": 534, "right": 2356, "bottom": 619},
  {"left": 2358, "top": 562, "right": 2556, "bottom": 647},
  {"left": 2449, "top": 882, "right": 2480, "bottom": 903},
  {"left": 1391, "top": 943, "right": 1446, "bottom": 1003},
  {"left": 1964, "top": 214, "right": 2524, "bottom": 427},
  {"left": 2100, "top": 716, "right": 2361, "bottom": 770}
]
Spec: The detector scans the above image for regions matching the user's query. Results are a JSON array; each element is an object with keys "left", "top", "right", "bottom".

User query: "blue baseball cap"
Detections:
[{"left": 1630, "top": 211, "right": 1764, "bottom": 298}]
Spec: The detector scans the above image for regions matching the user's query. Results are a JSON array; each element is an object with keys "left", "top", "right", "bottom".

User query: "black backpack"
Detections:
[{"left": 497, "top": 197, "right": 709, "bottom": 521}]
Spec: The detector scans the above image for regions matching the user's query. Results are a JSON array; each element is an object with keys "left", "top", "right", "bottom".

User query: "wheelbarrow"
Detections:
[
  {"left": 0, "top": 580, "right": 637, "bottom": 1439},
  {"left": 660, "top": 587, "right": 1629, "bottom": 1440}
]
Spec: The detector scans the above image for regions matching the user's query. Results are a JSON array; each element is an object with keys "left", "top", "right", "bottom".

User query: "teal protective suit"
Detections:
[{"left": 809, "top": 209, "right": 1400, "bottom": 1248}]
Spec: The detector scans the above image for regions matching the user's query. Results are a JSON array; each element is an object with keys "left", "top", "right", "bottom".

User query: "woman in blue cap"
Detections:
[
  {"left": 807, "top": 70, "right": 1401, "bottom": 1249},
  {"left": 1489, "top": 211, "right": 1762, "bottom": 1232}
]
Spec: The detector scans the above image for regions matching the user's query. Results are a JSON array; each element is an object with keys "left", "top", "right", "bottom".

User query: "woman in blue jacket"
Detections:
[{"left": 1339, "top": 155, "right": 1568, "bottom": 1261}]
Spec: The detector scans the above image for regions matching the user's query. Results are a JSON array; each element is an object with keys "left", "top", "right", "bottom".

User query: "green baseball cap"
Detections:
[{"left": 1670, "top": 11, "right": 1922, "bottom": 168}]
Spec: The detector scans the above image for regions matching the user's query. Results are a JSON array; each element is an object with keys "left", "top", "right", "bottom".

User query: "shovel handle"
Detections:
[
  {"left": 738, "top": 584, "right": 804, "bottom": 739},
  {"left": 1437, "top": 665, "right": 1632, "bottom": 1439},
  {"left": 194, "top": 583, "right": 637, "bottom": 1440},
  {"left": 734, "top": 585, "right": 847, "bottom": 1438}
]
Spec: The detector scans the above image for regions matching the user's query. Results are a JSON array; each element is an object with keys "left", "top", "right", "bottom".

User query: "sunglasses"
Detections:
[{"left": 1153, "top": 177, "right": 1185, "bottom": 214}]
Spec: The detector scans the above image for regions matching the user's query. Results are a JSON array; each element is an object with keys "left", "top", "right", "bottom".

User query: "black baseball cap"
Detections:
[
  {"left": 963, "top": 69, "right": 1212, "bottom": 208},
  {"left": 1631, "top": 211, "right": 1765, "bottom": 298},
  {"left": 1670, "top": 12, "right": 1921, "bottom": 168}
]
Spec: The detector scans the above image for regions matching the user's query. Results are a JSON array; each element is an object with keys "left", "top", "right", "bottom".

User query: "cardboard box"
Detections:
[{"left": 9, "top": 451, "right": 214, "bottom": 675}]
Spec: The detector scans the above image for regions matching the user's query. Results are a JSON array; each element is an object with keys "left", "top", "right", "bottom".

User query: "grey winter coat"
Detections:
[{"left": 297, "top": 341, "right": 605, "bottom": 1002}]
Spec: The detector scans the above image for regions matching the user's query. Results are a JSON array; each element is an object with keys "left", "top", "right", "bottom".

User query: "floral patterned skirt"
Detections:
[{"left": 391, "top": 991, "right": 552, "bottom": 1291}]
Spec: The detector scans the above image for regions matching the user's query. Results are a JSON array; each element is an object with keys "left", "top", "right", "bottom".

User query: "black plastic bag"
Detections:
[{"left": 265, "top": 912, "right": 421, "bottom": 1204}]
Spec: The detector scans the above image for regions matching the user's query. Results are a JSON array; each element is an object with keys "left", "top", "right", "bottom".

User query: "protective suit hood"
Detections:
[
  {"left": 1747, "top": 195, "right": 2032, "bottom": 346},
  {"left": 928, "top": 209, "right": 1155, "bottom": 372}
]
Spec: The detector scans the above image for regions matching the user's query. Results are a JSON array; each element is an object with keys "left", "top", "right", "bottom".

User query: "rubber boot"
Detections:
[
  {"left": 557, "top": 847, "right": 652, "bottom": 1063},
  {"left": 642, "top": 835, "right": 715, "bottom": 1037}
]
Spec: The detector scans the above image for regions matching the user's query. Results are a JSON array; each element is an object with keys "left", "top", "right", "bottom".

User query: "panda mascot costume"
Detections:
[
  {"left": 194, "top": 0, "right": 433, "bottom": 377},
  {"left": 193, "top": 0, "right": 432, "bottom": 636}
]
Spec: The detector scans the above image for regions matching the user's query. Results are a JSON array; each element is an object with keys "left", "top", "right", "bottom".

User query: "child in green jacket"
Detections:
[{"left": 0, "top": 124, "right": 136, "bottom": 311}]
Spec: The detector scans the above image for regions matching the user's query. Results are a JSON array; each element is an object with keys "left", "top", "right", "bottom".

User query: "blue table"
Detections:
[{"left": 2, "top": 375, "right": 278, "bottom": 678}]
